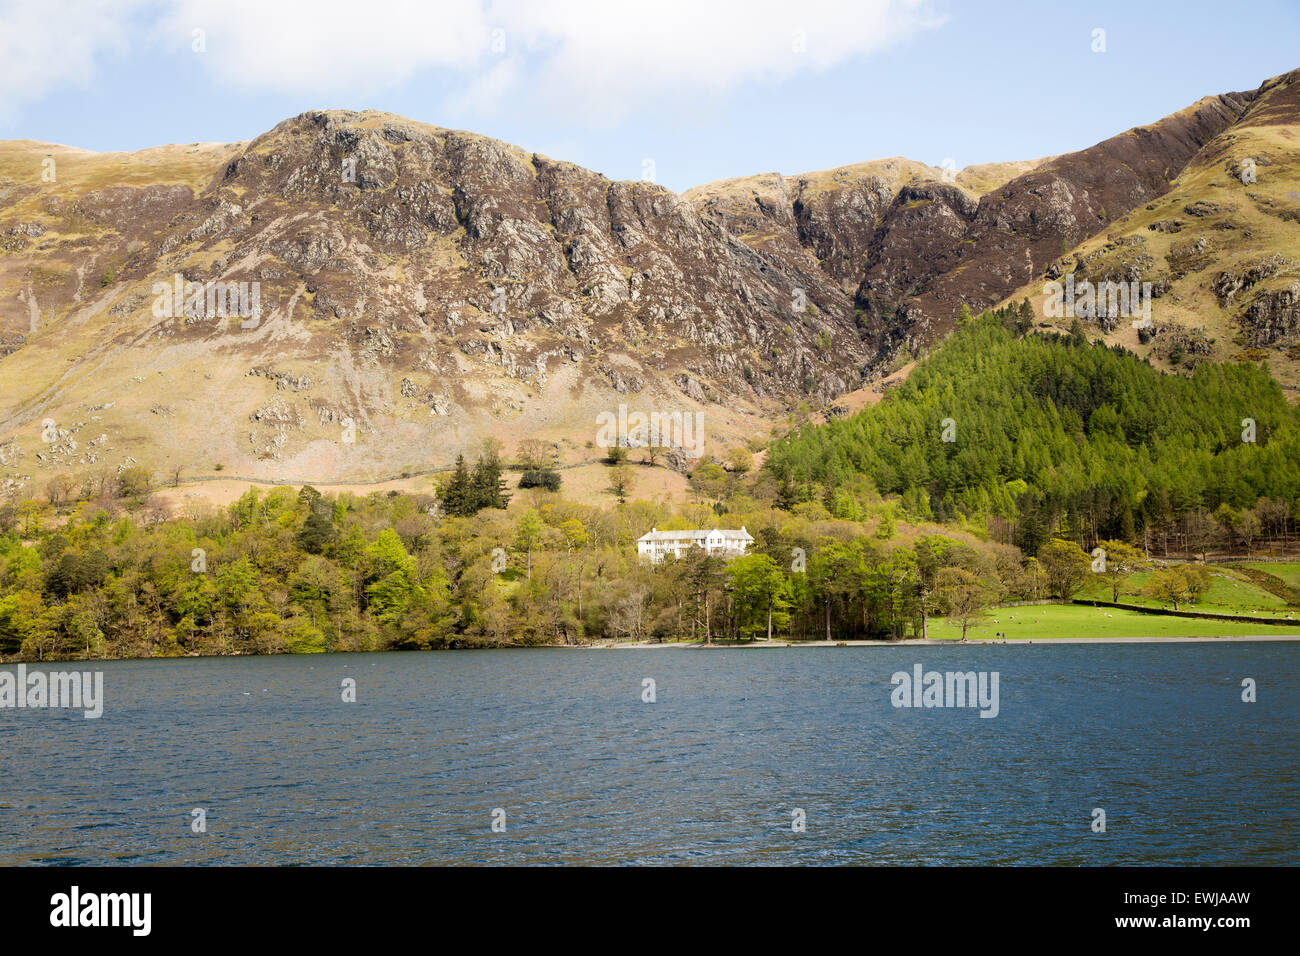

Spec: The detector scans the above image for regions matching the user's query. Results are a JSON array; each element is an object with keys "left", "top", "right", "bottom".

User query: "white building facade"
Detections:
[{"left": 637, "top": 527, "right": 754, "bottom": 564}]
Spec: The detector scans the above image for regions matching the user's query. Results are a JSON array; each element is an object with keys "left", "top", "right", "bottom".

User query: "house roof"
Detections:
[{"left": 638, "top": 527, "right": 753, "bottom": 543}]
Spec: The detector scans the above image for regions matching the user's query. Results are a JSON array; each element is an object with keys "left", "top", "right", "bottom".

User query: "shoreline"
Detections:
[
  {"left": 5, "top": 633, "right": 1298, "bottom": 667},
  {"left": 582, "top": 634, "right": 1300, "bottom": 648}
]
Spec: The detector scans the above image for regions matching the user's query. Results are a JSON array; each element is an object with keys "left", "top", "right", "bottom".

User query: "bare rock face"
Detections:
[
  {"left": 792, "top": 173, "right": 895, "bottom": 288},
  {"left": 200, "top": 111, "right": 877, "bottom": 409},
  {"left": 0, "top": 109, "right": 883, "bottom": 481},
  {"left": 851, "top": 181, "right": 982, "bottom": 351},
  {"left": 1241, "top": 281, "right": 1300, "bottom": 346}
]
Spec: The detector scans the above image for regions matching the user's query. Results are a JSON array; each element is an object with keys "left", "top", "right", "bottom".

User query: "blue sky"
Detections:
[{"left": 3, "top": 0, "right": 1298, "bottom": 192}]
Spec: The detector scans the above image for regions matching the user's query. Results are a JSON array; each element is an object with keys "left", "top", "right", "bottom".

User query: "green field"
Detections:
[
  {"left": 1075, "top": 568, "right": 1292, "bottom": 615},
  {"left": 1238, "top": 561, "right": 1300, "bottom": 591},
  {"left": 931, "top": 603, "right": 1300, "bottom": 641}
]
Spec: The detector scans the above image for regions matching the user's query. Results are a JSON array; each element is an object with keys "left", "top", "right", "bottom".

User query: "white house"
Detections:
[{"left": 637, "top": 527, "right": 754, "bottom": 564}]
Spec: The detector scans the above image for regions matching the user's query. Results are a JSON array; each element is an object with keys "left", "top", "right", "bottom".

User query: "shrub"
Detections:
[{"left": 519, "top": 468, "right": 562, "bottom": 492}]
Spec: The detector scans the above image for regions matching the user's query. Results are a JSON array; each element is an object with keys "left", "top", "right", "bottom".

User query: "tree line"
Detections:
[{"left": 3, "top": 472, "right": 1093, "bottom": 660}]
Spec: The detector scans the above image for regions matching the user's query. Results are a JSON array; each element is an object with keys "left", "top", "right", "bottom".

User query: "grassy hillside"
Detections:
[
  {"left": 932, "top": 603, "right": 1300, "bottom": 641},
  {"left": 1075, "top": 565, "right": 1291, "bottom": 613}
]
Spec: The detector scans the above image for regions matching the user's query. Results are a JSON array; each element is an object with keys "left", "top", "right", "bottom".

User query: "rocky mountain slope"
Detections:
[
  {"left": 0, "top": 113, "right": 872, "bottom": 492},
  {"left": 1, "top": 68, "right": 1297, "bottom": 499},
  {"left": 687, "top": 86, "right": 1278, "bottom": 362},
  {"left": 999, "top": 69, "right": 1300, "bottom": 382}
]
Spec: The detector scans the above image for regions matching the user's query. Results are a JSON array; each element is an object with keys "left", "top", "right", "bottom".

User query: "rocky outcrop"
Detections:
[
  {"left": 1213, "top": 254, "right": 1299, "bottom": 305},
  {"left": 1240, "top": 282, "right": 1300, "bottom": 346}
]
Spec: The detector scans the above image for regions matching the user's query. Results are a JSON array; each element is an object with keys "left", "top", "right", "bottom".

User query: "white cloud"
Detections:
[
  {"left": 487, "top": 0, "right": 946, "bottom": 119},
  {"left": 0, "top": 0, "right": 144, "bottom": 124},
  {"left": 2, "top": 0, "right": 946, "bottom": 124},
  {"left": 156, "top": 0, "right": 491, "bottom": 95}
]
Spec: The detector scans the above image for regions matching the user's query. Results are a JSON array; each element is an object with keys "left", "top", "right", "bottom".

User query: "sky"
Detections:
[{"left": 2, "top": 0, "right": 1298, "bottom": 192}]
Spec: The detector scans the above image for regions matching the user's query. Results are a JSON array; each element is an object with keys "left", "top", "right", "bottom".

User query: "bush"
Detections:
[
  {"left": 117, "top": 466, "right": 154, "bottom": 499},
  {"left": 519, "top": 468, "right": 561, "bottom": 491}
]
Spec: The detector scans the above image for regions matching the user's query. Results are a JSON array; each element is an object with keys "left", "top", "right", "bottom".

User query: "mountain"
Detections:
[
  {"left": 0, "top": 112, "right": 874, "bottom": 495},
  {"left": 687, "top": 86, "right": 1274, "bottom": 360},
  {"left": 1, "top": 68, "right": 1297, "bottom": 502},
  {"left": 999, "top": 69, "right": 1300, "bottom": 384}
]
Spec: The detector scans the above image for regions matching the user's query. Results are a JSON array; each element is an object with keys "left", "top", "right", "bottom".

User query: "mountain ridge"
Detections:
[{"left": 1, "top": 68, "right": 1297, "bottom": 502}]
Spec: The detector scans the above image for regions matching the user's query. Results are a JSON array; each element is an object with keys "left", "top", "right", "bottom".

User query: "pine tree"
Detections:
[
  {"left": 469, "top": 453, "right": 511, "bottom": 512},
  {"left": 297, "top": 510, "right": 336, "bottom": 555},
  {"left": 1016, "top": 297, "right": 1034, "bottom": 336},
  {"left": 443, "top": 455, "right": 472, "bottom": 516}
]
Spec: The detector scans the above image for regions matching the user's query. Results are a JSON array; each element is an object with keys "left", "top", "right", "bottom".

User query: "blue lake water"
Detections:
[{"left": 0, "top": 642, "right": 1296, "bottom": 865}]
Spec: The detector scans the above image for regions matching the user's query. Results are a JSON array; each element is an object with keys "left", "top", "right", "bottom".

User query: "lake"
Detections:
[{"left": 1, "top": 642, "right": 1295, "bottom": 865}]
